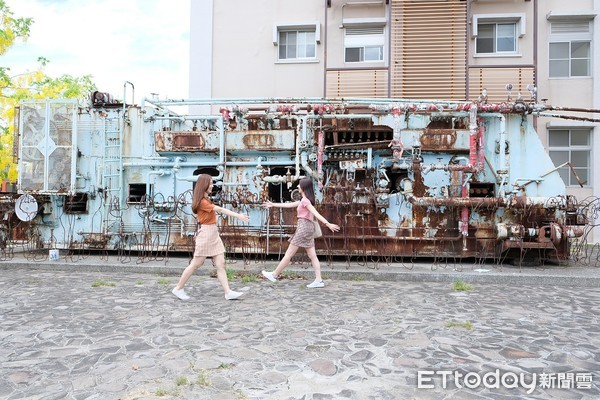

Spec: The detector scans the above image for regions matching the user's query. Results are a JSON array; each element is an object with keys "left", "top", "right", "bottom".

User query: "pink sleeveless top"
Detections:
[{"left": 297, "top": 197, "right": 313, "bottom": 220}]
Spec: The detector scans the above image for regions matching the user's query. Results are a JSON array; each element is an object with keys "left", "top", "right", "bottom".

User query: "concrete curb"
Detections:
[{"left": 3, "top": 256, "right": 599, "bottom": 288}]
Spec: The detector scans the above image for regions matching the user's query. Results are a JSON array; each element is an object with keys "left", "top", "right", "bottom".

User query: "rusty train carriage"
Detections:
[{"left": 4, "top": 94, "right": 591, "bottom": 264}]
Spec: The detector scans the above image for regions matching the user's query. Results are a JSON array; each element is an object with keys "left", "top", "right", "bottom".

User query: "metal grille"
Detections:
[
  {"left": 390, "top": 0, "right": 467, "bottom": 100},
  {"left": 326, "top": 69, "right": 389, "bottom": 98},
  {"left": 468, "top": 66, "right": 536, "bottom": 103}
]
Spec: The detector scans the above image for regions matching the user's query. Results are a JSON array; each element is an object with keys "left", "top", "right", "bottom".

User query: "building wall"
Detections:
[
  {"left": 189, "top": 0, "right": 213, "bottom": 101},
  {"left": 468, "top": 0, "right": 534, "bottom": 66},
  {"left": 534, "top": 0, "right": 598, "bottom": 242},
  {"left": 325, "top": 2, "right": 388, "bottom": 69},
  {"left": 211, "top": 0, "right": 325, "bottom": 98}
]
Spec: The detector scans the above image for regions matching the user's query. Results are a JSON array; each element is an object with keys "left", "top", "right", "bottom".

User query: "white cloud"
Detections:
[{"left": 4, "top": 0, "right": 190, "bottom": 101}]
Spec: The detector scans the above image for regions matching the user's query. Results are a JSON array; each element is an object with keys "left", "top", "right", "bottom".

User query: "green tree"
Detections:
[{"left": 1, "top": 1, "right": 95, "bottom": 182}]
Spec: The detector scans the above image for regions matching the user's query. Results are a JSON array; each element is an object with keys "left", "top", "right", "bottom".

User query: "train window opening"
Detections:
[
  {"left": 388, "top": 170, "right": 409, "bottom": 194},
  {"left": 64, "top": 193, "right": 88, "bottom": 214},
  {"left": 469, "top": 182, "right": 495, "bottom": 198},
  {"left": 128, "top": 184, "right": 149, "bottom": 204},
  {"left": 267, "top": 167, "right": 297, "bottom": 203},
  {"left": 193, "top": 167, "right": 222, "bottom": 196},
  {"left": 427, "top": 118, "right": 454, "bottom": 130},
  {"left": 353, "top": 169, "right": 367, "bottom": 181}
]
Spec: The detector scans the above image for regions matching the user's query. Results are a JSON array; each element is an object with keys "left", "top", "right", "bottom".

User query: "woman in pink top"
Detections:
[{"left": 262, "top": 177, "right": 340, "bottom": 288}]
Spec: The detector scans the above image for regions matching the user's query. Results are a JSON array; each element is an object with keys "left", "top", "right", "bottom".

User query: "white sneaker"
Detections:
[
  {"left": 307, "top": 280, "right": 325, "bottom": 288},
  {"left": 225, "top": 290, "right": 244, "bottom": 300},
  {"left": 261, "top": 270, "right": 277, "bottom": 283},
  {"left": 172, "top": 287, "right": 190, "bottom": 300}
]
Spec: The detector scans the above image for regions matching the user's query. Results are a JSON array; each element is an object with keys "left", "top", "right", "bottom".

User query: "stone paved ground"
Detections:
[{"left": 1, "top": 266, "right": 599, "bottom": 400}]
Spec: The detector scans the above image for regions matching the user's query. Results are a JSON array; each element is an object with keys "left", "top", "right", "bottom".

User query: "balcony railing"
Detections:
[
  {"left": 326, "top": 68, "right": 389, "bottom": 98},
  {"left": 468, "top": 66, "right": 536, "bottom": 103}
]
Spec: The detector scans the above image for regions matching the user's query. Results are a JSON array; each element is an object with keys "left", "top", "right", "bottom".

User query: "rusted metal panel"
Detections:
[
  {"left": 11, "top": 97, "right": 596, "bottom": 267},
  {"left": 155, "top": 131, "right": 209, "bottom": 152},
  {"left": 229, "top": 130, "right": 296, "bottom": 151}
]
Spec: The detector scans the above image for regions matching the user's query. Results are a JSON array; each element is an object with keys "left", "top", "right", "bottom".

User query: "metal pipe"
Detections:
[
  {"left": 535, "top": 112, "right": 600, "bottom": 123},
  {"left": 408, "top": 197, "right": 505, "bottom": 208},
  {"left": 508, "top": 196, "right": 567, "bottom": 208},
  {"left": 146, "top": 169, "right": 171, "bottom": 202},
  {"left": 477, "top": 117, "right": 485, "bottom": 170},
  {"left": 301, "top": 152, "right": 317, "bottom": 179},
  {"left": 317, "top": 130, "right": 325, "bottom": 185},
  {"left": 123, "top": 161, "right": 217, "bottom": 168},
  {"left": 143, "top": 97, "right": 470, "bottom": 107},
  {"left": 217, "top": 116, "right": 225, "bottom": 175},
  {"left": 498, "top": 115, "right": 507, "bottom": 173},
  {"left": 149, "top": 115, "right": 224, "bottom": 121},
  {"left": 407, "top": 195, "right": 569, "bottom": 209},
  {"left": 227, "top": 160, "right": 296, "bottom": 167},
  {"left": 469, "top": 104, "right": 478, "bottom": 167},
  {"left": 70, "top": 103, "right": 79, "bottom": 195},
  {"left": 460, "top": 170, "right": 469, "bottom": 250}
]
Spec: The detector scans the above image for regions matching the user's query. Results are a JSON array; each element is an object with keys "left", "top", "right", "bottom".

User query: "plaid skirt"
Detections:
[
  {"left": 289, "top": 218, "right": 316, "bottom": 248},
  {"left": 194, "top": 224, "right": 225, "bottom": 257}
]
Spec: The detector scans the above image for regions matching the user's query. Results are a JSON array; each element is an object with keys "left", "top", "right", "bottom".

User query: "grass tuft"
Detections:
[
  {"left": 452, "top": 279, "right": 473, "bottom": 291},
  {"left": 446, "top": 320, "right": 473, "bottom": 330},
  {"left": 91, "top": 280, "right": 116, "bottom": 288}
]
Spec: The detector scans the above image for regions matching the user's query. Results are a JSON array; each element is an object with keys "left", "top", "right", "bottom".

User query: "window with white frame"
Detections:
[
  {"left": 476, "top": 23, "right": 516, "bottom": 53},
  {"left": 549, "top": 20, "right": 592, "bottom": 78},
  {"left": 548, "top": 128, "right": 592, "bottom": 186},
  {"left": 473, "top": 14, "right": 524, "bottom": 55},
  {"left": 345, "top": 26, "right": 385, "bottom": 63},
  {"left": 274, "top": 23, "right": 319, "bottom": 61}
]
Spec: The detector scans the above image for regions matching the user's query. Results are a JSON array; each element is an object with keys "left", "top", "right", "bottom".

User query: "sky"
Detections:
[{"left": 4, "top": 0, "right": 190, "bottom": 102}]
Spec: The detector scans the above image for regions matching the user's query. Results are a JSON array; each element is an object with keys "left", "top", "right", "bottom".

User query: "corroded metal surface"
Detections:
[{"left": 5, "top": 97, "right": 598, "bottom": 267}]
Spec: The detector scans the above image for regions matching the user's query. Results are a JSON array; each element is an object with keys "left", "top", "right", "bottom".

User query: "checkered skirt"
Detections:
[
  {"left": 289, "top": 218, "right": 316, "bottom": 248},
  {"left": 194, "top": 224, "right": 225, "bottom": 257}
]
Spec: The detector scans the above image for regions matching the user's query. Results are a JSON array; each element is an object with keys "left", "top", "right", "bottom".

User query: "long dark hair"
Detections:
[
  {"left": 299, "top": 177, "right": 316, "bottom": 206},
  {"left": 191, "top": 174, "right": 212, "bottom": 214}
]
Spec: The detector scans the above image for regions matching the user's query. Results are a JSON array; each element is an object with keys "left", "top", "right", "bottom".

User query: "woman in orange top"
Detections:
[{"left": 172, "top": 174, "right": 250, "bottom": 300}]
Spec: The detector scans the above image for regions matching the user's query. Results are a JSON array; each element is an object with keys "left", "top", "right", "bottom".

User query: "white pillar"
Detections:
[{"left": 189, "top": 0, "right": 214, "bottom": 115}]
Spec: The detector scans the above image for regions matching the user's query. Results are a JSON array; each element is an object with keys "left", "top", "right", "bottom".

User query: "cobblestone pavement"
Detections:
[{"left": 1, "top": 260, "right": 599, "bottom": 399}]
